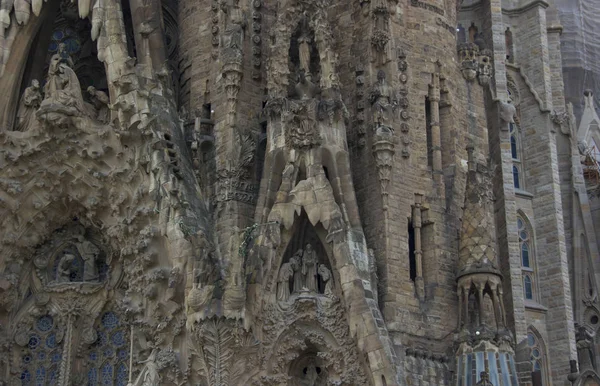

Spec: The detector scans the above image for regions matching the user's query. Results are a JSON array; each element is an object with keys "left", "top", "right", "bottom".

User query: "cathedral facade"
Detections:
[{"left": 1, "top": 0, "right": 600, "bottom": 384}]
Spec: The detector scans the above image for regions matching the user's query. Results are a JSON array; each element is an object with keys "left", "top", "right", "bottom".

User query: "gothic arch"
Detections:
[
  {"left": 266, "top": 211, "right": 336, "bottom": 293},
  {"left": 526, "top": 325, "right": 551, "bottom": 386}
]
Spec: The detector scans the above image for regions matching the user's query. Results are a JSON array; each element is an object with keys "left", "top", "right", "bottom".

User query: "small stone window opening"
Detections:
[
  {"left": 202, "top": 103, "right": 213, "bottom": 120},
  {"left": 408, "top": 219, "right": 417, "bottom": 282},
  {"left": 505, "top": 27, "right": 514, "bottom": 63},
  {"left": 425, "top": 97, "right": 433, "bottom": 168},
  {"left": 519, "top": 217, "right": 536, "bottom": 301}
]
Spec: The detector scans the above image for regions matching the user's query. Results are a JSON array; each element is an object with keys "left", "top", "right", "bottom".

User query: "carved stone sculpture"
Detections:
[
  {"left": 76, "top": 236, "right": 100, "bottom": 282},
  {"left": 87, "top": 86, "right": 110, "bottom": 123},
  {"left": 14, "top": 79, "right": 42, "bottom": 131},
  {"left": 302, "top": 244, "right": 318, "bottom": 292},
  {"left": 42, "top": 52, "right": 85, "bottom": 114},
  {"left": 277, "top": 262, "right": 293, "bottom": 302},
  {"left": 318, "top": 264, "right": 332, "bottom": 296},
  {"left": 221, "top": 0, "right": 246, "bottom": 50},
  {"left": 290, "top": 252, "right": 304, "bottom": 293},
  {"left": 129, "top": 349, "right": 160, "bottom": 386},
  {"left": 369, "top": 70, "right": 395, "bottom": 131},
  {"left": 56, "top": 253, "right": 75, "bottom": 283}
]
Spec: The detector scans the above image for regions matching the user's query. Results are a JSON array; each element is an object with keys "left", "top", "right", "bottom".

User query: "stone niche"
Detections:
[
  {"left": 32, "top": 223, "right": 110, "bottom": 291},
  {"left": 275, "top": 213, "right": 335, "bottom": 304}
]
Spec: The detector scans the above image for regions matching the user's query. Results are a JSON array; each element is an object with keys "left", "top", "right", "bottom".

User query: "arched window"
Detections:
[
  {"left": 510, "top": 122, "right": 523, "bottom": 189},
  {"left": 527, "top": 330, "right": 548, "bottom": 386},
  {"left": 519, "top": 217, "right": 536, "bottom": 301},
  {"left": 86, "top": 311, "right": 129, "bottom": 386},
  {"left": 19, "top": 315, "right": 62, "bottom": 386}
]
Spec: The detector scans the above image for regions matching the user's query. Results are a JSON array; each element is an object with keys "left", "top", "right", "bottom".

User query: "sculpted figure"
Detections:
[
  {"left": 15, "top": 79, "right": 42, "bottom": 131},
  {"left": 277, "top": 262, "right": 294, "bottom": 302},
  {"left": 318, "top": 264, "right": 333, "bottom": 296},
  {"left": 76, "top": 236, "right": 100, "bottom": 282},
  {"left": 129, "top": 349, "right": 160, "bottom": 386},
  {"left": 302, "top": 244, "right": 318, "bottom": 292},
  {"left": 222, "top": 0, "right": 246, "bottom": 49},
  {"left": 56, "top": 253, "right": 75, "bottom": 283},
  {"left": 87, "top": 86, "right": 110, "bottom": 123},
  {"left": 299, "top": 37, "right": 311, "bottom": 71},
  {"left": 294, "top": 70, "right": 318, "bottom": 100},
  {"left": 290, "top": 252, "right": 303, "bottom": 293},
  {"left": 369, "top": 70, "right": 394, "bottom": 131},
  {"left": 43, "top": 50, "right": 85, "bottom": 113}
]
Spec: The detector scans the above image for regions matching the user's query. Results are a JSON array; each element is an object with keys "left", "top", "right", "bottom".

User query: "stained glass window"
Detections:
[
  {"left": 20, "top": 315, "right": 62, "bottom": 386},
  {"left": 87, "top": 312, "right": 129, "bottom": 386}
]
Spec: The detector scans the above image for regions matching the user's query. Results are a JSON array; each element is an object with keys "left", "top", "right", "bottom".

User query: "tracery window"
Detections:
[
  {"left": 519, "top": 217, "right": 536, "bottom": 301},
  {"left": 19, "top": 315, "right": 62, "bottom": 386},
  {"left": 527, "top": 330, "right": 547, "bottom": 386},
  {"left": 86, "top": 311, "right": 129, "bottom": 386}
]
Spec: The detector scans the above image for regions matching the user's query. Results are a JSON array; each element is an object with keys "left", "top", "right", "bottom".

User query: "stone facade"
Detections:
[{"left": 0, "top": 0, "right": 600, "bottom": 385}]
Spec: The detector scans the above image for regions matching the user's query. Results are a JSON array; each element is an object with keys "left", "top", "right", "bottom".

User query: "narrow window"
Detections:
[
  {"left": 408, "top": 220, "right": 416, "bottom": 281},
  {"left": 425, "top": 97, "right": 433, "bottom": 168},
  {"left": 524, "top": 275, "right": 533, "bottom": 300},
  {"left": 202, "top": 103, "right": 212, "bottom": 120},
  {"left": 513, "top": 166, "right": 520, "bottom": 189},
  {"left": 505, "top": 27, "right": 514, "bottom": 63}
]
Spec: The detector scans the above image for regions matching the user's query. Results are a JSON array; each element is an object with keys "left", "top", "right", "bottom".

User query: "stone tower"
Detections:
[{"left": 1, "top": 0, "right": 600, "bottom": 384}]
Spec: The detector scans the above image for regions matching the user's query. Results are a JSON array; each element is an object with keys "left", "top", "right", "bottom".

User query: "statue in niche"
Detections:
[
  {"left": 318, "top": 264, "right": 333, "bottom": 297},
  {"left": 42, "top": 47, "right": 86, "bottom": 114},
  {"left": 277, "top": 261, "right": 294, "bottom": 302},
  {"left": 298, "top": 32, "right": 312, "bottom": 76},
  {"left": 294, "top": 69, "right": 319, "bottom": 100},
  {"left": 221, "top": 0, "right": 246, "bottom": 50},
  {"left": 302, "top": 244, "right": 318, "bottom": 292},
  {"left": 56, "top": 253, "right": 76, "bottom": 283},
  {"left": 76, "top": 236, "right": 100, "bottom": 282},
  {"left": 369, "top": 70, "right": 395, "bottom": 132},
  {"left": 128, "top": 349, "right": 160, "bottom": 386},
  {"left": 87, "top": 86, "right": 110, "bottom": 123},
  {"left": 290, "top": 251, "right": 304, "bottom": 293},
  {"left": 15, "top": 79, "right": 42, "bottom": 131}
]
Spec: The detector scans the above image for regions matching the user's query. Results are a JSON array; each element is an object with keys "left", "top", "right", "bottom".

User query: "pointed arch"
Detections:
[{"left": 526, "top": 326, "right": 551, "bottom": 386}]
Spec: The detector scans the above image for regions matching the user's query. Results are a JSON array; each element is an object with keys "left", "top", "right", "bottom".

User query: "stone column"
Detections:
[
  {"left": 412, "top": 193, "right": 424, "bottom": 300},
  {"left": 429, "top": 73, "right": 442, "bottom": 184}
]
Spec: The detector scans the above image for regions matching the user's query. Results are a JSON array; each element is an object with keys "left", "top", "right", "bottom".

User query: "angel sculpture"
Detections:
[{"left": 128, "top": 349, "right": 160, "bottom": 386}]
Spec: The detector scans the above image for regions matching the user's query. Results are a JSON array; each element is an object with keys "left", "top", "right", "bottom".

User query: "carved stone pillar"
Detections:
[
  {"left": 412, "top": 193, "right": 424, "bottom": 300},
  {"left": 428, "top": 72, "right": 442, "bottom": 184}
]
